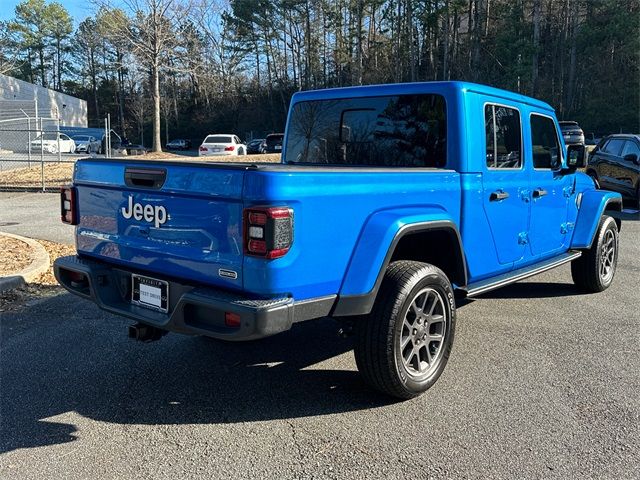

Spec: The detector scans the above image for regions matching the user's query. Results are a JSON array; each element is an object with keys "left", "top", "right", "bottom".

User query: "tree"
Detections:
[
  {"left": 74, "top": 18, "right": 102, "bottom": 120},
  {"left": 99, "top": 0, "right": 195, "bottom": 152},
  {"left": 46, "top": 2, "right": 73, "bottom": 90},
  {"left": 10, "top": 0, "right": 50, "bottom": 86}
]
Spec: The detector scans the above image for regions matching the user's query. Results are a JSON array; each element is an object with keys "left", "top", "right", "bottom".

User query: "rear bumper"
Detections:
[
  {"left": 54, "top": 255, "right": 335, "bottom": 341},
  {"left": 198, "top": 151, "right": 236, "bottom": 156}
]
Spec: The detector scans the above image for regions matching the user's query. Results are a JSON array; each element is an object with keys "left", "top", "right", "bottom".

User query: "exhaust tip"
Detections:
[{"left": 128, "top": 323, "right": 166, "bottom": 342}]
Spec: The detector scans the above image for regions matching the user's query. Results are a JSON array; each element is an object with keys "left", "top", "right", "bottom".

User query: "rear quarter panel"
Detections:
[{"left": 242, "top": 169, "right": 461, "bottom": 300}]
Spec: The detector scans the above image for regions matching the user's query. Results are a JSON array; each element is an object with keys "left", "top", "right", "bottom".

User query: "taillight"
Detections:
[
  {"left": 199, "top": 145, "right": 207, "bottom": 152},
  {"left": 224, "top": 146, "right": 235, "bottom": 151},
  {"left": 244, "top": 206, "right": 293, "bottom": 259},
  {"left": 60, "top": 186, "right": 78, "bottom": 225}
]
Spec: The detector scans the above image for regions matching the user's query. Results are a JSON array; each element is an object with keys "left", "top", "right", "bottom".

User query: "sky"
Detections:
[{"left": 0, "top": 0, "right": 95, "bottom": 25}]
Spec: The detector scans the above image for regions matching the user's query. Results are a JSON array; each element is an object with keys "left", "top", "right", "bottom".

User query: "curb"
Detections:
[{"left": 0, "top": 232, "right": 51, "bottom": 293}]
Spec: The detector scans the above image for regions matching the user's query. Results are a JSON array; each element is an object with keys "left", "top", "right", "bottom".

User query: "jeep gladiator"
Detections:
[{"left": 55, "top": 81, "right": 622, "bottom": 399}]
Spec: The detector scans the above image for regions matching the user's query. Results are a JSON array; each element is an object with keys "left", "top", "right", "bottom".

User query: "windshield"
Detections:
[
  {"left": 72, "top": 135, "right": 90, "bottom": 141},
  {"left": 285, "top": 94, "right": 446, "bottom": 167},
  {"left": 204, "top": 136, "right": 232, "bottom": 144}
]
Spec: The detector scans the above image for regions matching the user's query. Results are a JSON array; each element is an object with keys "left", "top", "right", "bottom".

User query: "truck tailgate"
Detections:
[{"left": 73, "top": 159, "right": 247, "bottom": 290}]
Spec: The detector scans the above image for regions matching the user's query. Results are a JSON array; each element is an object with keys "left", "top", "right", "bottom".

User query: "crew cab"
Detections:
[{"left": 55, "top": 82, "right": 622, "bottom": 399}]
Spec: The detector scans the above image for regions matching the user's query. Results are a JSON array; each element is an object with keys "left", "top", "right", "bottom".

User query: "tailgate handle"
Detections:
[{"left": 125, "top": 168, "right": 167, "bottom": 189}]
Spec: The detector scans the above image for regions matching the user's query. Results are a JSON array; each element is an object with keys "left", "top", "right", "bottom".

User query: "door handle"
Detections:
[
  {"left": 490, "top": 191, "right": 510, "bottom": 201},
  {"left": 532, "top": 188, "right": 548, "bottom": 198}
]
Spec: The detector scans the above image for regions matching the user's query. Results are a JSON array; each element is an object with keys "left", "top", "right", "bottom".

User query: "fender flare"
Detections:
[
  {"left": 571, "top": 190, "right": 622, "bottom": 249},
  {"left": 332, "top": 217, "right": 467, "bottom": 317}
]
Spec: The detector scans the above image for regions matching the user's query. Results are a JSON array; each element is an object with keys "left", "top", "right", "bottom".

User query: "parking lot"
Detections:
[{"left": 0, "top": 206, "right": 638, "bottom": 478}]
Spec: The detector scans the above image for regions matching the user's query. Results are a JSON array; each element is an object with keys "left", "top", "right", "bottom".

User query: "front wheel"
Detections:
[
  {"left": 571, "top": 215, "right": 619, "bottom": 292},
  {"left": 354, "top": 260, "right": 456, "bottom": 399}
]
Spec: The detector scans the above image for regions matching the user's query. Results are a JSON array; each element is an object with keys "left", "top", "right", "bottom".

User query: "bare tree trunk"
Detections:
[
  {"left": 443, "top": 0, "right": 450, "bottom": 80},
  {"left": 355, "top": 0, "right": 363, "bottom": 85},
  {"left": 38, "top": 47, "right": 46, "bottom": 87},
  {"left": 408, "top": 0, "right": 416, "bottom": 81},
  {"left": 152, "top": 63, "right": 161, "bottom": 152},
  {"left": 566, "top": 0, "right": 579, "bottom": 114},
  {"left": 471, "top": 0, "right": 481, "bottom": 80},
  {"left": 531, "top": 0, "right": 541, "bottom": 95}
]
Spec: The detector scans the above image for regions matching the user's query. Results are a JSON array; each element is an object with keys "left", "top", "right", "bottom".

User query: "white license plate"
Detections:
[
  {"left": 132, "top": 274, "right": 169, "bottom": 313},
  {"left": 275, "top": 145, "right": 282, "bottom": 151}
]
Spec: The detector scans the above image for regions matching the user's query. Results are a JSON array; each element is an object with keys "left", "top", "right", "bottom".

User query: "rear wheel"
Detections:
[
  {"left": 571, "top": 215, "right": 619, "bottom": 293},
  {"left": 354, "top": 261, "right": 456, "bottom": 399}
]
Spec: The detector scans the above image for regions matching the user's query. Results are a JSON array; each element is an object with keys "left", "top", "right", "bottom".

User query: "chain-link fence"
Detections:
[{"left": 0, "top": 117, "right": 82, "bottom": 192}]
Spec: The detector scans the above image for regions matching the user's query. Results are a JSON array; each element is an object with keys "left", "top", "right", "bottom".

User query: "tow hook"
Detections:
[{"left": 128, "top": 323, "right": 167, "bottom": 342}]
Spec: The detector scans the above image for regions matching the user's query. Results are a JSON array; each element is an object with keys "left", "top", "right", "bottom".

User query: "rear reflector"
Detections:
[
  {"left": 244, "top": 206, "right": 293, "bottom": 259},
  {"left": 60, "top": 186, "right": 78, "bottom": 225},
  {"left": 68, "top": 270, "right": 86, "bottom": 283},
  {"left": 225, "top": 312, "right": 241, "bottom": 328}
]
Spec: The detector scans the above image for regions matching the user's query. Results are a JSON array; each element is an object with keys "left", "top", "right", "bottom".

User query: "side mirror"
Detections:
[
  {"left": 566, "top": 144, "right": 586, "bottom": 170},
  {"left": 624, "top": 153, "right": 639, "bottom": 165}
]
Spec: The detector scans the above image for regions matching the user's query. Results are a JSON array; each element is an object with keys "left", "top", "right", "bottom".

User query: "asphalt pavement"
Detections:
[
  {"left": 0, "top": 215, "right": 639, "bottom": 479},
  {"left": 0, "top": 192, "right": 74, "bottom": 244}
]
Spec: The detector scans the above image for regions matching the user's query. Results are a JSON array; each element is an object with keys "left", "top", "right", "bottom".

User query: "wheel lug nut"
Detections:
[{"left": 413, "top": 329, "right": 417, "bottom": 335}]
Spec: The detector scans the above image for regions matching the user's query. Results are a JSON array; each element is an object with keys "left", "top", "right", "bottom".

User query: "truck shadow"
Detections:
[{"left": 0, "top": 293, "right": 397, "bottom": 454}]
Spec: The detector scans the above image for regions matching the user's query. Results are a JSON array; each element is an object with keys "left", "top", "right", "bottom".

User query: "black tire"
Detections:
[
  {"left": 571, "top": 215, "right": 619, "bottom": 293},
  {"left": 354, "top": 260, "right": 456, "bottom": 399}
]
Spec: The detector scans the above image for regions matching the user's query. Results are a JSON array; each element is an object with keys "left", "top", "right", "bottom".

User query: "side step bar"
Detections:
[{"left": 462, "top": 251, "right": 582, "bottom": 298}]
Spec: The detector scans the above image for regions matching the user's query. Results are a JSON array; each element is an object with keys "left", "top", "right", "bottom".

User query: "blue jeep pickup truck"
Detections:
[{"left": 55, "top": 81, "right": 622, "bottom": 399}]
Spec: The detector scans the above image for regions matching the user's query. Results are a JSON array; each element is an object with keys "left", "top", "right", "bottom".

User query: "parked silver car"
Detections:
[{"left": 72, "top": 135, "right": 101, "bottom": 154}]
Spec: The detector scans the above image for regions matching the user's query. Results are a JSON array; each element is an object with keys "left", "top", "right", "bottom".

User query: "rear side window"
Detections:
[
  {"left": 485, "top": 104, "right": 522, "bottom": 169},
  {"left": 621, "top": 140, "right": 640, "bottom": 158},
  {"left": 285, "top": 94, "right": 446, "bottom": 167},
  {"left": 530, "top": 114, "right": 561, "bottom": 169},
  {"left": 603, "top": 138, "right": 625, "bottom": 156}
]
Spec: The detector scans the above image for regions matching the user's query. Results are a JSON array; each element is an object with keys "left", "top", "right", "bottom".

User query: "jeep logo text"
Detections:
[{"left": 121, "top": 195, "right": 167, "bottom": 228}]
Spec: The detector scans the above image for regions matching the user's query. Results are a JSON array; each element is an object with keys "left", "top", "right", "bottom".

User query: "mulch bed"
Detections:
[
  {"left": 0, "top": 235, "right": 33, "bottom": 275},
  {"left": 0, "top": 239, "right": 75, "bottom": 312}
]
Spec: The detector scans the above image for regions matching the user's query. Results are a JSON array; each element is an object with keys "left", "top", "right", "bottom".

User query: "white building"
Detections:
[{"left": 0, "top": 73, "right": 87, "bottom": 127}]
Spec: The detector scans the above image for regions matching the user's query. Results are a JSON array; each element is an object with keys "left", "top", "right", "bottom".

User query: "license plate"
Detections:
[
  {"left": 275, "top": 145, "right": 282, "bottom": 151},
  {"left": 132, "top": 274, "right": 169, "bottom": 313}
]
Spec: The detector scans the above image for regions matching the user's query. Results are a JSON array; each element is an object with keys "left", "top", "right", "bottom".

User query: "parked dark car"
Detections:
[
  {"left": 246, "top": 138, "right": 265, "bottom": 155},
  {"left": 263, "top": 133, "right": 284, "bottom": 154},
  {"left": 559, "top": 121, "right": 585, "bottom": 145},
  {"left": 165, "top": 139, "right": 192, "bottom": 150},
  {"left": 587, "top": 134, "right": 640, "bottom": 209}
]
